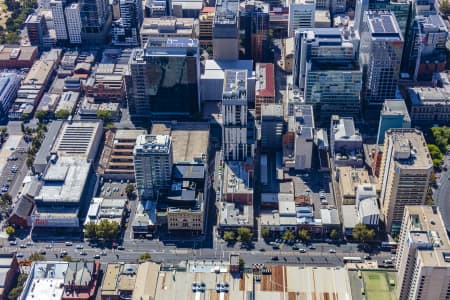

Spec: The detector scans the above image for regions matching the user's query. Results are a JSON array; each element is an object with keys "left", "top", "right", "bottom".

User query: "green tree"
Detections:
[
  {"left": 97, "top": 110, "right": 113, "bottom": 123},
  {"left": 125, "top": 183, "right": 135, "bottom": 197},
  {"left": 261, "top": 228, "right": 270, "bottom": 239},
  {"left": 84, "top": 222, "right": 97, "bottom": 239},
  {"left": 34, "top": 110, "right": 48, "bottom": 123},
  {"left": 5, "top": 226, "right": 14, "bottom": 237},
  {"left": 7, "top": 287, "right": 22, "bottom": 300},
  {"left": 55, "top": 109, "right": 71, "bottom": 120},
  {"left": 441, "top": 0, "right": 450, "bottom": 15},
  {"left": 1, "top": 193, "right": 12, "bottom": 204},
  {"left": 139, "top": 252, "right": 151, "bottom": 261},
  {"left": 223, "top": 231, "right": 235, "bottom": 242},
  {"left": 28, "top": 252, "right": 45, "bottom": 261},
  {"left": 96, "top": 219, "right": 120, "bottom": 241},
  {"left": 17, "top": 273, "right": 28, "bottom": 286},
  {"left": 298, "top": 229, "right": 310, "bottom": 241},
  {"left": 239, "top": 257, "right": 245, "bottom": 269},
  {"left": 26, "top": 156, "right": 34, "bottom": 169},
  {"left": 237, "top": 227, "right": 253, "bottom": 243},
  {"left": 62, "top": 255, "right": 73, "bottom": 262},
  {"left": 329, "top": 229, "right": 339, "bottom": 240},
  {"left": 282, "top": 229, "right": 296, "bottom": 241},
  {"left": 352, "top": 223, "right": 376, "bottom": 243},
  {"left": 0, "top": 127, "right": 6, "bottom": 133},
  {"left": 20, "top": 113, "right": 29, "bottom": 121}
]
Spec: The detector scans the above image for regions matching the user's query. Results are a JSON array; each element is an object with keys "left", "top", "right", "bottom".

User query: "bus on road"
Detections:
[{"left": 343, "top": 257, "right": 363, "bottom": 263}]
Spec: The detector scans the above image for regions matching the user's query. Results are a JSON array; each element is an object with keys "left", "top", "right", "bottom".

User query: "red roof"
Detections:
[
  {"left": 256, "top": 63, "right": 275, "bottom": 98},
  {"left": 202, "top": 6, "right": 215, "bottom": 13}
]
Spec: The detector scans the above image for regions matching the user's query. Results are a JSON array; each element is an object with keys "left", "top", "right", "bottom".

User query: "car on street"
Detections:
[
  {"left": 19, "top": 244, "right": 26, "bottom": 248},
  {"left": 46, "top": 244, "right": 53, "bottom": 249},
  {"left": 39, "top": 250, "right": 46, "bottom": 255},
  {"left": 364, "top": 255, "right": 371, "bottom": 260},
  {"left": 308, "top": 245, "right": 316, "bottom": 250},
  {"left": 26, "top": 241, "right": 33, "bottom": 246},
  {"left": 94, "top": 254, "right": 100, "bottom": 259},
  {"left": 9, "top": 241, "right": 17, "bottom": 246},
  {"left": 117, "top": 245, "right": 125, "bottom": 250},
  {"left": 80, "top": 251, "right": 87, "bottom": 256},
  {"left": 101, "top": 251, "right": 107, "bottom": 256},
  {"left": 16, "top": 253, "right": 24, "bottom": 258},
  {"left": 271, "top": 256, "right": 279, "bottom": 261},
  {"left": 299, "top": 249, "right": 306, "bottom": 253},
  {"left": 65, "top": 242, "right": 73, "bottom": 246},
  {"left": 76, "top": 244, "right": 83, "bottom": 249},
  {"left": 329, "top": 249, "right": 336, "bottom": 253},
  {"left": 59, "top": 251, "right": 68, "bottom": 258}
]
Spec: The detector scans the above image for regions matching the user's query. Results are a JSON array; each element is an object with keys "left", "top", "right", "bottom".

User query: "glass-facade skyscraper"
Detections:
[{"left": 126, "top": 38, "right": 201, "bottom": 119}]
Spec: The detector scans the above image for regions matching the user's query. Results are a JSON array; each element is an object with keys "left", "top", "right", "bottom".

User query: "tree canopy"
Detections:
[
  {"left": 84, "top": 220, "right": 120, "bottom": 241},
  {"left": 237, "top": 227, "right": 253, "bottom": 243},
  {"left": 298, "top": 229, "right": 310, "bottom": 241},
  {"left": 55, "top": 109, "right": 71, "bottom": 120},
  {"left": 352, "top": 223, "right": 376, "bottom": 243}
]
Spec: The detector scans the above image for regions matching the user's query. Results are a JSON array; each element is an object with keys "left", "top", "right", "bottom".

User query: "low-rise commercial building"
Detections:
[
  {"left": 255, "top": 63, "right": 275, "bottom": 119},
  {"left": 330, "top": 115, "right": 364, "bottom": 168},
  {"left": 100, "top": 263, "right": 138, "bottom": 300},
  {"left": 407, "top": 72, "right": 450, "bottom": 125},
  {"left": 140, "top": 16, "right": 197, "bottom": 46},
  {"left": 222, "top": 161, "right": 254, "bottom": 205},
  {"left": 0, "top": 46, "right": 38, "bottom": 68},
  {"left": 84, "top": 64, "right": 126, "bottom": 102},
  {"left": 20, "top": 261, "right": 100, "bottom": 300},
  {"left": 283, "top": 103, "right": 314, "bottom": 170},
  {"left": 218, "top": 202, "right": 254, "bottom": 233},
  {"left": 337, "top": 167, "right": 370, "bottom": 205}
]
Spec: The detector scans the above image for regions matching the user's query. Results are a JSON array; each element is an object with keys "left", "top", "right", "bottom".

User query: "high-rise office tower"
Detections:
[
  {"left": 79, "top": 0, "right": 111, "bottom": 42},
  {"left": 293, "top": 28, "right": 362, "bottom": 123},
  {"left": 360, "top": 11, "right": 404, "bottom": 107},
  {"left": 260, "top": 104, "right": 284, "bottom": 151},
  {"left": 25, "top": 14, "right": 48, "bottom": 47},
  {"left": 404, "top": 14, "right": 448, "bottom": 81},
  {"left": 376, "top": 99, "right": 411, "bottom": 144},
  {"left": 134, "top": 134, "right": 173, "bottom": 199},
  {"left": 222, "top": 70, "right": 254, "bottom": 161},
  {"left": 368, "top": 0, "right": 413, "bottom": 39},
  {"left": 50, "top": 0, "right": 68, "bottom": 41},
  {"left": 126, "top": 38, "right": 200, "bottom": 119},
  {"left": 241, "top": 1, "right": 270, "bottom": 62},
  {"left": 65, "top": 3, "right": 83, "bottom": 44},
  {"left": 113, "top": 0, "right": 144, "bottom": 46},
  {"left": 213, "top": 0, "right": 239, "bottom": 60},
  {"left": 396, "top": 205, "right": 450, "bottom": 300},
  {"left": 288, "top": 0, "right": 315, "bottom": 37},
  {"left": 379, "top": 128, "right": 433, "bottom": 233}
]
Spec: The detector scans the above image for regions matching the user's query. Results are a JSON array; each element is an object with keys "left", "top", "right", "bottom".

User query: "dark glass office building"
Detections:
[{"left": 126, "top": 38, "right": 201, "bottom": 119}]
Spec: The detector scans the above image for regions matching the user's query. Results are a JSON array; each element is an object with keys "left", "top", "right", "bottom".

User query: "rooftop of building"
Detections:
[
  {"left": 332, "top": 116, "right": 362, "bottom": 142},
  {"left": 223, "top": 69, "right": 248, "bottom": 101},
  {"left": 115, "top": 129, "right": 147, "bottom": 141},
  {"left": 358, "top": 197, "right": 380, "bottom": 218},
  {"left": 416, "top": 14, "right": 447, "bottom": 32},
  {"left": 255, "top": 63, "right": 275, "bottom": 98},
  {"left": 214, "top": 0, "right": 239, "bottom": 25},
  {"left": 385, "top": 128, "right": 433, "bottom": 170},
  {"left": 151, "top": 122, "right": 209, "bottom": 164},
  {"left": 101, "top": 263, "right": 138, "bottom": 296},
  {"left": 36, "top": 156, "right": 91, "bottom": 204},
  {"left": 381, "top": 100, "right": 411, "bottom": 121},
  {"left": 53, "top": 120, "right": 102, "bottom": 159},
  {"left": 23, "top": 59, "right": 55, "bottom": 85},
  {"left": 219, "top": 202, "right": 253, "bottom": 226},
  {"left": 141, "top": 16, "right": 196, "bottom": 34},
  {"left": 261, "top": 103, "right": 283, "bottom": 118},
  {"left": 202, "top": 59, "right": 254, "bottom": 80},
  {"left": 348, "top": 270, "right": 397, "bottom": 300},
  {"left": 0, "top": 45, "right": 37, "bottom": 61},
  {"left": 408, "top": 73, "right": 450, "bottom": 105},
  {"left": 134, "top": 134, "right": 172, "bottom": 155},
  {"left": 337, "top": 167, "right": 371, "bottom": 198},
  {"left": 223, "top": 161, "right": 253, "bottom": 195},
  {"left": 131, "top": 262, "right": 160, "bottom": 300},
  {"left": 404, "top": 206, "right": 450, "bottom": 267},
  {"left": 365, "top": 11, "right": 403, "bottom": 40}
]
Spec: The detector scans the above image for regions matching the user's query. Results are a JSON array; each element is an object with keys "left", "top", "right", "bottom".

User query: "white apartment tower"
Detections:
[
  {"left": 50, "top": 0, "right": 68, "bottom": 41},
  {"left": 288, "top": 0, "right": 315, "bottom": 37},
  {"left": 396, "top": 206, "right": 450, "bottom": 300},
  {"left": 222, "top": 70, "right": 252, "bottom": 161},
  {"left": 379, "top": 129, "right": 433, "bottom": 233},
  {"left": 133, "top": 134, "right": 173, "bottom": 199},
  {"left": 65, "top": 3, "right": 82, "bottom": 44}
]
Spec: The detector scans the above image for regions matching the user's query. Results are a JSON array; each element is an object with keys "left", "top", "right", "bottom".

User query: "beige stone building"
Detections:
[
  {"left": 379, "top": 129, "right": 432, "bottom": 233},
  {"left": 396, "top": 206, "right": 450, "bottom": 300}
]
